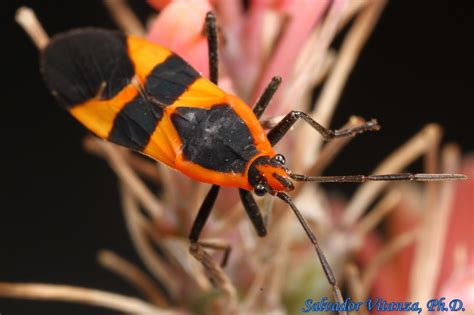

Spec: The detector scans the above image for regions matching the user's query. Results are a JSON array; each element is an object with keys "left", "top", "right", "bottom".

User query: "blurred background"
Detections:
[{"left": 1, "top": 1, "right": 473, "bottom": 314}]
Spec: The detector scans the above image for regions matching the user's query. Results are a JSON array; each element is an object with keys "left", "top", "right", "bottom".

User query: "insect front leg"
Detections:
[
  {"left": 239, "top": 189, "right": 267, "bottom": 237},
  {"left": 267, "top": 110, "right": 380, "bottom": 145},
  {"left": 277, "top": 192, "right": 346, "bottom": 314}
]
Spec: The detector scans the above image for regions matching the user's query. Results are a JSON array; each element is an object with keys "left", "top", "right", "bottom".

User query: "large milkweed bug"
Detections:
[{"left": 40, "top": 12, "right": 466, "bottom": 306}]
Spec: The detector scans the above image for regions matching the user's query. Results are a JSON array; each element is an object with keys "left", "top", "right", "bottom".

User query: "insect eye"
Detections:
[
  {"left": 273, "top": 154, "right": 286, "bottom": 165},
  {"left": 254, "top": 184, "right": 266, "bottom": 196}
]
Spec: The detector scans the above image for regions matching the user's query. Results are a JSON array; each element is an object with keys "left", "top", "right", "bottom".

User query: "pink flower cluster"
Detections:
[{"left": 146, "top": 0, "right": 332, "bottom": 110}]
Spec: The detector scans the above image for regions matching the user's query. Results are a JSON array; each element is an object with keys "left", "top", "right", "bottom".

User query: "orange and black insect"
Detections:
[{"left": 40, "top": 12, "right": 465, "bottom": 301}]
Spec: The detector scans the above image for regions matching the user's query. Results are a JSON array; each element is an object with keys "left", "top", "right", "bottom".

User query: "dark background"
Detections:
[{"left": 1, "top": 1, "right": 473, "bottom": 314}]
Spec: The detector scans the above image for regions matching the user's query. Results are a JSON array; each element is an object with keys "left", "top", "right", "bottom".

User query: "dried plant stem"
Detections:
[
  {"left": 120, "top": 183, "right": 180, "bottom": 297},
  {"left": 263, "top": 218, "right": 292, "bottom": 310},
  {"left": 342, "top": 124, "right": 442, "bottom": 227},
  {"left": 313, "top": 0, "right": 386, "bottom": 130},
  {"left": 253, "top": 0, "right": 330, "bottom": 105},
  {"left": 103, "top": 0, "right": 146, "bottom": 36},
  {"left": 84, "top": 137, "right": 161, "bottom": 184},
  {"left": 260, "top": 193, "right": 275, "bottom": 229},
  {"left": 241, "top": 259, "right": 273, "bottom": 312},
  {"left": 354, "top": 189, "right": 401, "bottom": 238},
  {"left": 160, "top": 238, "right": 212, "bottom": 291},
  {"left": 285, "top": 0, "right": 346, "bottom": 114},
  {"left": 102, "top": 141, "right": 163, "bottom": 218},
  {"left": 0, "top": 282, "right": 169, "bottom": 314},
  {"left": 409, "top": 144, "right": 461, "bottom": 302},
  {"left": 189, "top": 244, "right": 239, "bottom": 314},
  {"left": 360, "top": 228, "right": 419, "bottom": 299},
  {"left": 124, "top": 155, "right": 161, "bottom": 184},
  {"left": 211, "top": 198, "right": 247, "bottom": 236},
  {"left": 98, "top": 250, "right": 169, "bottom": 306},
  {"left": 338, "top": 0, "right": 370, "bottom": 29},
  {"left": 188, "top": 182, "right": 208, "bottom": 218},
  {"left": 345, "top": 263, "right": 368, "bottom": 315},
  {"left": 310, "top": 50, "right": 337, "bottom": 88},
  {"left": 294, "top": 0, "right": 386, "bottom": 171},
  {"left": 15, "top": 7, "right": 49, "bottom": 49},
  {"left": 156, "top": 164, "right": 179, "bottom": 213}
]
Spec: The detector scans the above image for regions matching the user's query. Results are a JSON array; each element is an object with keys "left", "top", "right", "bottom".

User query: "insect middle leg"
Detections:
[
  {"left": 189, "top": 185, "right": 220, "bottom": 243},
  {"left": 252, "top": 76, "right": 282, "bottom": 119},
  {"left": 267, "top": 110, "right": 380, "bottom": 145}
]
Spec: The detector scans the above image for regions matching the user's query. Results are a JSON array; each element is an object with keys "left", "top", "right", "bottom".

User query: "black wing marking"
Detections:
[{"left": 41, "top": 28, "right": 135, "bottom": 108}]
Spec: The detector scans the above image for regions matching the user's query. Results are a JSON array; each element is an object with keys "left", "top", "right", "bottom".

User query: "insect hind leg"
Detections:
[
  {"left": 205, "top": 11, "right": 281, "bottom": 119},
  {"left": 205, "top": 12, "right": 219, "bottom": 85}
]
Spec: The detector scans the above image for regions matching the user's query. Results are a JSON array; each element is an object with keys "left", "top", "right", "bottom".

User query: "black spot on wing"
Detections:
[
  {"left": 171, "top": 104, "right": 259, "bottom": 173},
  {"left": 41, "top": 28, "right": 134, "bottom": 108},
  {"left": 108, "top": 94, "right": 163, "bottom": 151},
  {"left": 145, "top": 54, "right": 199, "bottom": 105}
]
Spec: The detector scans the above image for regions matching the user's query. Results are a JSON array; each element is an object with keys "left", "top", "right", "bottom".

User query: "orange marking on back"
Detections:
[
  {"left": 172, "top": 77, "right": 227, "bottom": 109},
  {"left": 143, "top": 110, "right": 181, "bottom": 168},
  {"left": 175, "top": 154, "right": 253, "bottom": 189},
  {"left": 127, "top": 36, "right": 172, "bottom": 80},
  {"left": 70, "top": 84, "right": 138, "bottom": 139}
]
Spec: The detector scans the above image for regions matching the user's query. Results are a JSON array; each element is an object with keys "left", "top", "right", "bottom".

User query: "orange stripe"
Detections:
[
  {"left": 70, "top": 84, "right": 138, "bottom": 139},
  {"left": 143, "top": 77, "right": 226, "bottom": 167},
  {"left": 127, "top": 36, "right": 172, "bottom": 80}
]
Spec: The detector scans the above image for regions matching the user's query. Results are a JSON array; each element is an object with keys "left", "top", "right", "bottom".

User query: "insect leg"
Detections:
[
  {"left": 205, "top": 12, "right": 219, "bottom": 85},
  {"left": 189, "top": 185, "right": 233, "bottom": 267},
  {"left": 252, "top": 76, "right": 282, "bottom": 119},
  {"left": 239, "top": 189, "right": 267, "bottom": 237},
  {"left": 277, "top": 192, "right": 346, "bottom": 314},
  {"left": 267, "top": 110, "right": 380, "bottom": 145},
  {"left": 189, "top": 184, "right": 231, "bottom": 268},
  {"left": 189, "top": 184, "right": 221, "bottom": 242},
  {"left": 196, "top": 240, "right": 232, "bottom": 267}
]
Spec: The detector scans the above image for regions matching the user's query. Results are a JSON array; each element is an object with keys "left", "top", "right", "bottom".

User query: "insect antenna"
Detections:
[
  {"left": 276, "top": 192, "right": 346, "bottom": 314},
  {"left": 289, "top": 173, "right": 467, "bottom": 183}
]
